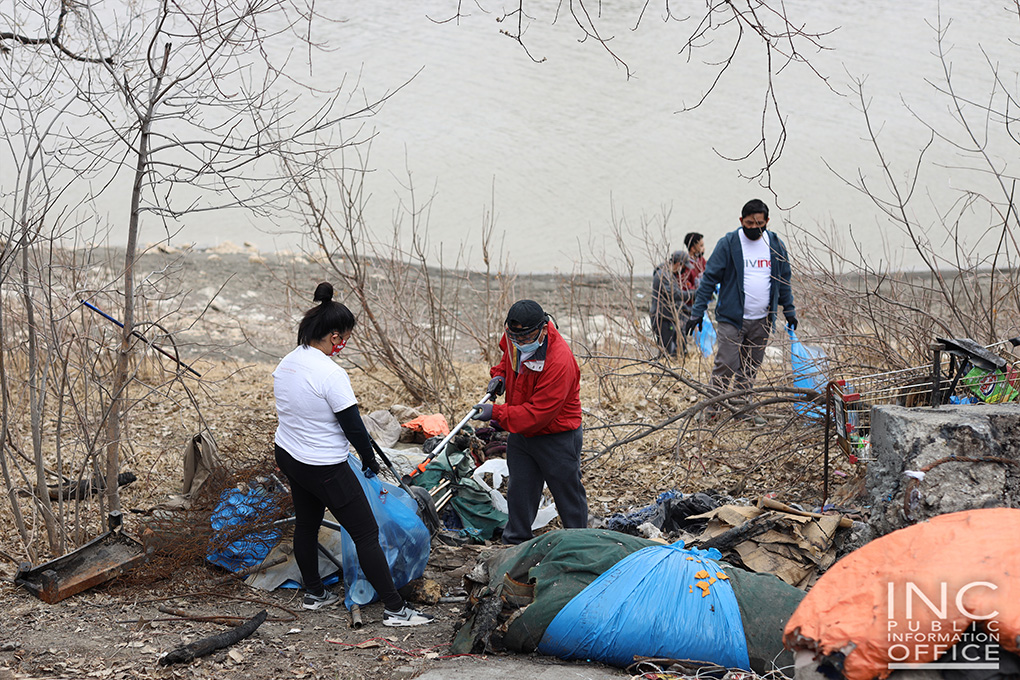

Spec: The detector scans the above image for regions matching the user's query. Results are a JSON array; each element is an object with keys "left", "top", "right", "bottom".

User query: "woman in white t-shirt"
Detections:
[{"left": 273, "top": 282, "right": 432, "bottom": 626}]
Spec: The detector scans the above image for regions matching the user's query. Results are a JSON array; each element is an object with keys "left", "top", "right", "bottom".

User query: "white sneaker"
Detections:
[
  {"left": 383, "top": 605, "right": 434, "bottom": 627},
  {"left": 302, "top": 589, "right": 339, "bottom": 610}
]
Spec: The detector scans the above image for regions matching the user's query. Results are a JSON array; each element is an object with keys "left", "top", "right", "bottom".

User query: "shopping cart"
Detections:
[{"left": 822, "top": 337, "right": 1020, "bottom": 503}]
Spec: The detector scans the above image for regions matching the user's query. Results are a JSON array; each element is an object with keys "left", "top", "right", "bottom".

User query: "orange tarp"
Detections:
[
  {"left": 784, "top": 508, "right": 1020, "bottom": 680},
  {"left": 401, "top": 414, "right": 450, "bottom": 438}
]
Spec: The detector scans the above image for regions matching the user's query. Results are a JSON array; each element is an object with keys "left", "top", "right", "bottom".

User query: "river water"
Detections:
[{"left": 23, "top": 1, "right": 1020, "bottom": 274}]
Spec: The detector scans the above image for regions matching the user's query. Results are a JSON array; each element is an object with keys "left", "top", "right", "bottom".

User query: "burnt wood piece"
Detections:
[
  {"left": 158, "top": 609, "right": 268, "bottom": 665},
  {"left": 696, "top": 514, "right": 779, "bottom": 553},
  {"left": 48, "top": 471, "right": 137, "bottom": 500}
]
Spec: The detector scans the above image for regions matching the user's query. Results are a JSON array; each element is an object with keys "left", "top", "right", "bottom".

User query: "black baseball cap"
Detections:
[{"left": 505, "top": 299, "right": 547, "bottom": 335}]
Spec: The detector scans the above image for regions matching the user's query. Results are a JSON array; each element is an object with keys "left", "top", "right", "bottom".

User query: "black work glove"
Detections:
[
  {"left": 486, "top": 376, "right": 505, "bottom": 397},
  {"left": 361, "top": 454, "right": 380, "bottom": 477},
  {"left": 683, "top": 316, "right": 703, "bottom": 337},
  {"left": 785, "top": 314, "right": 798, "bottom": 331},
  {"left": 472, "top": 403, "right": 494, "bottom": 421}
]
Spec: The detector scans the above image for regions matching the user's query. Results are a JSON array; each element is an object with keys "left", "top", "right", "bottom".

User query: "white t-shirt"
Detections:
[
  {"left": 740, "top": 230, "right": 772, "bottom": 320},
  {"left": 273, "top": 345, "right": 357, "bottom": 465}
]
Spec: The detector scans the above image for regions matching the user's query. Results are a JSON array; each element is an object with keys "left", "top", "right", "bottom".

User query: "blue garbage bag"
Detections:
[
  {"left": 538, "top": 541, "right": 750, "bottom": 670},
  {"left": 695, "top": 315, "right": 717, "bottom": 358},
  {"left": 340, "top": 456, "right": 431, "bottom": 609},
  {"left": 207, "top": 487, "right": 281, "bottom": 572},
  {"left": 788, "top": 327, "right": 829, "bottom": 418}
]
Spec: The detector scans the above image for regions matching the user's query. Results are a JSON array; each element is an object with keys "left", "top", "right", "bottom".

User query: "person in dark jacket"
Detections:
[
  {"left": 683, "top": 200, "right": 797, "bottom": 418},
  {"left": 650, "top": 250, "right": 692, "bottom": 357},
  {"left": 471, "top": 299, "right": 587, "bottom": 545}
]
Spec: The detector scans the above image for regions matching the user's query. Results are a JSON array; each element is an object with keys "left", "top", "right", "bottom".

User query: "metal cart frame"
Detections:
[{"left": 822, "top": 338, "right": 1020, "bottom": 504}]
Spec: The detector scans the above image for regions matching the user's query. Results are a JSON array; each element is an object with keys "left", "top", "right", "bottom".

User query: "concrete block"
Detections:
[{"left": 866, "top": 403, "right": 1020, "bottom": 535}]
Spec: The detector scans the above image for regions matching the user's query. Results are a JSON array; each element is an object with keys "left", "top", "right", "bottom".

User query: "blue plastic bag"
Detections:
[
  {"left": 538, "top": 541, "right": 750, "bottom": 670},
  {"left": 340, "top": 457, "right": 431, "bottom": 609},
  {"left": 207, "top": 487, "right": 281, "bottom": 572},
  {"left": 695, "top": 314, "right": 717, "bottom": 358},
  {"left": 788, "top": 327, "right": 829, "bottom": 418}
]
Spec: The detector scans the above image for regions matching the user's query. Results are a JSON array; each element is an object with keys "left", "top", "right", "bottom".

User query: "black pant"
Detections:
[
  {"left": 502, "top": 427, "right": 588, "bottom": 545},
  {"left": 653, "top": 313, "right": 687, "bottom": 357},
  {"left": 274, "top": 444, "right": 403, "bottom": 611}
]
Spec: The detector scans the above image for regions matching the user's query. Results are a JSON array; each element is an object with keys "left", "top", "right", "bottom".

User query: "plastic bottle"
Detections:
[{"left": 348, "top": 572, "right": 376, "bottom": 605}]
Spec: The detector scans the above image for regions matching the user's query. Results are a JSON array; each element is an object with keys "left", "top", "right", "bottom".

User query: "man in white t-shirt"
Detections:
[{"left": 683, "top": 199, "right": 797, "bottom": 420}]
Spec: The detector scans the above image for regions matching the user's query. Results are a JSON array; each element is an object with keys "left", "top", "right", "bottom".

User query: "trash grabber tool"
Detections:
[
  {"left": 404, "top": 390, "right": 496, "bottom": 482},
  {"left": 79, "top": 299, "right": 202, "bottom": 377},
  {"left": 371, "top": 439, "right": 441, "bottom": 535}
]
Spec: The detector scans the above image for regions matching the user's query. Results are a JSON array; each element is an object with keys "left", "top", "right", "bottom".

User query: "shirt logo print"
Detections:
[{"left": 745, "top": 258, "right": 770, "bottom": 268}]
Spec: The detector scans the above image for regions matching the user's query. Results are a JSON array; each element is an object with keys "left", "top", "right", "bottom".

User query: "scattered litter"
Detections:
[
  {"left": 401, "top": 414, "right": 450, "bottom": 438},
  {"left": 15, "top": 511, "right": 147, "bottom": 604},
  {"left": 603, "top": 491, "right": 719, "bottom": 536},
  {"left": 691, "top": 498, "right": 850, "bottom": 589},
  {"left": 354, "top": 640, "right": 384, "bottom": 649}
]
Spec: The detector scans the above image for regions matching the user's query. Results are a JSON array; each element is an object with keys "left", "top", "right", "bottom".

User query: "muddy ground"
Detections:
[{"left": 0, "top": 246, "right": 861, "bottom": 679}]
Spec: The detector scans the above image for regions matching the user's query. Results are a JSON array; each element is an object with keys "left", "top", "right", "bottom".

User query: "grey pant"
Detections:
[
  {"left": 502, "top": 426, "right": 587, "bottom": 545},
  {"left": 710, "top": 317, "right": 771, "bottom": 397}
]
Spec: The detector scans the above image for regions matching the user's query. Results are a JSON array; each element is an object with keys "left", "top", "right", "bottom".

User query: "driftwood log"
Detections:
[{"left": 158, "top": 609, "right": 267, "bottom": 665}]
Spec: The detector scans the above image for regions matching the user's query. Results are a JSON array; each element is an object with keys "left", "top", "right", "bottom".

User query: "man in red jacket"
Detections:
[{"left": 471, "top": 299, "right": 588, "bottom": 545}]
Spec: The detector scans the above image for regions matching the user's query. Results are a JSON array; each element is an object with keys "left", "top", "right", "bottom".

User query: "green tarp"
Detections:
[{"left": 453, "top": 528, "right": 805, "bottom": 675}]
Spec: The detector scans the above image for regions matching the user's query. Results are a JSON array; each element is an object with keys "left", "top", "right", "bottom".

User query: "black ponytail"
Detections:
[
  {"left": 312, "top": 282, "right": 333, "bottom": 304},
  {"left": 297, "top": 282, "right": 356, "bottom": 346}
]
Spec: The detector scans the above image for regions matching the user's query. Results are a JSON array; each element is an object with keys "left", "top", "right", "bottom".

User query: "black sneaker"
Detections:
[
  {"left": 302, "top": 589, "right": 339, "bottom": 610},
  {"left": 382, "top": 605, "right": 434, "bottom": 627}
]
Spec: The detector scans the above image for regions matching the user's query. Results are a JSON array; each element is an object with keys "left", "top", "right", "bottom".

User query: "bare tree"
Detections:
[
  {"left": 0, "top": 0, "right": 390, "bottom": 554},
  {"left": 286, "top": 145, "right": 518, "bottom": 408},
  {"left": 788, "top": 9, "right": 1020, "bottom": 373}
]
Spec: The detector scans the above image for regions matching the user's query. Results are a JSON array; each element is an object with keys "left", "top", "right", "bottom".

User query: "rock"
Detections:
[
  {"left": 208, "top": 241, "right": 244, "bottom": 254},
  {"left": 390, "top": 666, "right": 418, "bottom": 680},
  {"left": 399, "top": 577, "right": 442, "bottom": 605},
  {"left": 867, "top": 403, "right": 1020, "bottom": 535},
  {"left": 833, "top": 520, "right": 873, "bottom": 560}
]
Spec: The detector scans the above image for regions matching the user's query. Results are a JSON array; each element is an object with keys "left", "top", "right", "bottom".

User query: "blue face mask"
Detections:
[{"left": 512, "top": 338, "right": 542, "bottom": 354}]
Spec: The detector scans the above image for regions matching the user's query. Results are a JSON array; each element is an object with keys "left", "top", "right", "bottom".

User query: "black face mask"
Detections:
[{"left": 742, "top": 226, "right": 765, "bottom": 241}]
